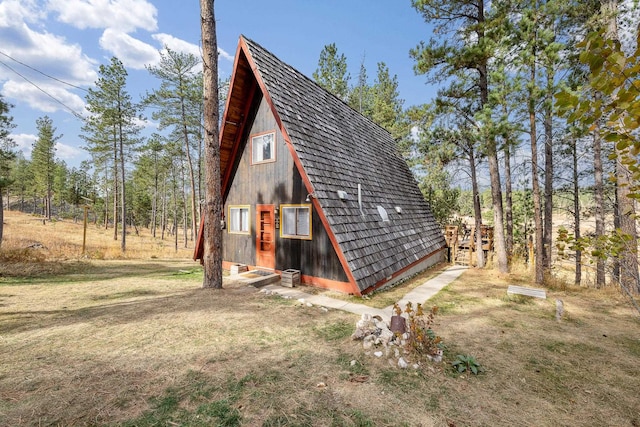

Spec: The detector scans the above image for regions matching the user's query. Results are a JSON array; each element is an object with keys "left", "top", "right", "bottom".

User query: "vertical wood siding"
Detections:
[{"left": 223, "top": 96, "right": 347, "bottom": 282}]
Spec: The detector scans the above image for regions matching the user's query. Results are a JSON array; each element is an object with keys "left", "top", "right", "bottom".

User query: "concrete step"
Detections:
[{"left": 225, "top": 270, "right": 281, "bottom": 287}]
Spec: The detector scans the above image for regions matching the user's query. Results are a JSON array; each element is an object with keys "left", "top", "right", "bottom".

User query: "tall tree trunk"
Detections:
[
  {"left": 530, "top": 62, "right": 545, "bottom": 285},
  {"left": 504, "top": 142, "right": 514, "bottom": 261},
  {"left": 543, "top": 67, "right": 554, "bottom": 271},
  {"left": 487, "top": 147, "right": 508, "bottom": 273},
  {"left": 180, "top": 91, "right": 199, "bottom": 242},
  {"left": 201, "top": 0, "right": 223, "bottom": 288},
  {"left": 0, "top": 190, "right": 4, "bottom": 248},
  {"left": 181, "top": 161, "right": 189, "bottom": 248},
  {"left": 603, "top": 0, "right": 639, "bottom": 294},
  {"left": 118, "top": 120, "right": 126, "bottom": 253},
  {"left": 104, "top": 165, "right": 109, "bottom": 230},
  {"left": 151, "top": 151, "right": 159, "bottom": 238},
  {"left": 593, "top": 119, "right": 606, "bottom": 288},
  {"left": 613, "top": 182, "right": 620, "bottom": 283},
  {"left": 476, "top": 1, "right": 507, "bottom": 273},
  {"left": 197, "top": 119, "right": 204, "bottom": 227},
  {"left": 172, "top": 165, "right": 179, "bottom": 252},
  {"left": 469, "top": 148, "right": 485, "bottom": 268},
  {"left": 161, "top": 175, "right": 167, "bottom": 241},
  {"left": 113, "top": 128, "right": 119, "bottom": 241},
  {"left": 571, "top": 137, "right": 582, "bottom": 286}
]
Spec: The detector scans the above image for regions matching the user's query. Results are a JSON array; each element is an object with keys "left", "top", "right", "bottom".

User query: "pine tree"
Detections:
[
  {"left": 348, "top": 58, "right": 373, "bottom": 116},
  {"left": 312, "top": 43, "right": 350, "bottom": 101},
  {"left": 82, "top": 57, "right": 141, "bottom": 252},
  {"left": 371, "top": 62, "right": 410, "bottom": 144},
  {"left": 32, "top": 116, "right": 60, "bottom": 220},
  {"left": 411, "top": 0, "right": 509, "bottom": 272},
  {"left": 145, "top": 48, "right": 203, "bottom": 242},
  {"left": 0, "top": 94, "right": 16, "bottom": 247}
]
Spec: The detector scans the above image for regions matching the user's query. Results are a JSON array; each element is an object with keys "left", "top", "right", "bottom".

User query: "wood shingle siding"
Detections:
[{"left": 241, "top": 37, "right": 446, "bottom": 293}]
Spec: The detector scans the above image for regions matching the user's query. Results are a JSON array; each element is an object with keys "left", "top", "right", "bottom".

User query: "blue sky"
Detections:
[{"left": 0, "top": 0, "right": 436, "bottom": 169}]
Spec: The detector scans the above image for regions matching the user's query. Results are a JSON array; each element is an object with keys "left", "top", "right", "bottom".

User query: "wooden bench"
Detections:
[{"left": 507, "top": 285, "right": 547, "bottom": 299}]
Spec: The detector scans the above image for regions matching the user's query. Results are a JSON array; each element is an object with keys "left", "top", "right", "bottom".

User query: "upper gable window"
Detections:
[{"left": 251, "top": 131, "right": 276, "bottom": 164}]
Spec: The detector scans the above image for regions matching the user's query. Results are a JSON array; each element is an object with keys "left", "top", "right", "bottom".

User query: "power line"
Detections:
[
  {"left": 0, "top": 50, "right": 88, "bottom": 92},
  {"left": 0, "top": 58, "right": 86, "bottom": 121}
]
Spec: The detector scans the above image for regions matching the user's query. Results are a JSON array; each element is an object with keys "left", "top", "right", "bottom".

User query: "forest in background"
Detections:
[{"left": 1, "top": 0, "right": 639, "bottom": 299}]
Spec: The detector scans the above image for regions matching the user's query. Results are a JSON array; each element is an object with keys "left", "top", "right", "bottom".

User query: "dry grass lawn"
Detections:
[{"left": 1, "top": 210, "right": 639, "bottom": 426}]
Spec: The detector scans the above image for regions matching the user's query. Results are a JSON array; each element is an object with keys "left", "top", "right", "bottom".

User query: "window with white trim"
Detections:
[
  {"left": 281, "top": 205, "right": 311, "bottom": 239},
  {"left": 251, "top": 132, "right": 275, "bottom": 164},
  {"left": 229, "top": 206, "right": 250, "bottom": 234}
]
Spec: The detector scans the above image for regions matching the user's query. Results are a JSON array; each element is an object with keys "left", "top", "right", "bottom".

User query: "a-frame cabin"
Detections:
[{"left": 195, "top": 36, "right": 446, "bottom": 295}]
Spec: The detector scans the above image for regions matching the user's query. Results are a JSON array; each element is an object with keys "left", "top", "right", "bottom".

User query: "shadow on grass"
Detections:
[
  {"left": 0, "top": 260, "right": 202, "bottom": 285},
  {"left": 0, "top": 281, "right": 294, "bottom": 335}
]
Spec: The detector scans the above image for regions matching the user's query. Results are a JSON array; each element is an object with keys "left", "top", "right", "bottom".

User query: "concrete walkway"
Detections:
[{"left": 261, "top": 265, "right": 467, "bottom": 321}]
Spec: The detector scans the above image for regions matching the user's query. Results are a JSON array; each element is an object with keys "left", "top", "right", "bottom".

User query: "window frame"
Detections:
[
  {"left": 228, "top": 205, "right": 251, "bottom": 235},
  {"left": 250, "top": 130, "right": 276, "bottom": 165},
  {"left": 280, "top": 204, "right": 312, "bottom": 240}
]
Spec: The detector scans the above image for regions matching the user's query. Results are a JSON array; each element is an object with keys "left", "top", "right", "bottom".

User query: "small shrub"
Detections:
[
  {"left": 0, "top": 248, "right": 46, "bottom": 263},
  {"left": 395, "top": 302, "right": 444, "bottom": 361},
  {"left": 452, "top": 354, "right": 482, "bottom": 375}
]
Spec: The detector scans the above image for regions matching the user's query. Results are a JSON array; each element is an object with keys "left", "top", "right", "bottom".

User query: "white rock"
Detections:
[
  {"left": 374, "top": 319, "right": 388, "bottom": 330},
  {"left": 298, "top": 298, "right": 305, "bottom": 304},
  {"left": 363, "top": 335, "right": 375, "bottom": 349},
  {"left": 306, "top": 302, "right": 313, "bottom": 307},
  {"left": 379, "top": 328, "right": 394, "bottom": 346},
  {"left": 412, "top": 364, "right": 420, "bottom": 370},
  {"left": 350, "top": 360, "right": 357, "bottom": 366},
  {"left": 398, "top": 357, "right": 409, "bottom": 369},
  {"left": 427, "top": 349, "right": 443, "bottom": 363},
  {"left": 374, "top": 351, "right": 383, "bottom": 357},
  {"left": 320, "top": 307, "right": 329, "bottom": 312},
  {"left": 394, "top": 348, "right": 400, "bottom": 358}
]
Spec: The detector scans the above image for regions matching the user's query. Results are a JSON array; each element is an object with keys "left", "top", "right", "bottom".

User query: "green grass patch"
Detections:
[
  {"left": 376, "top": 368, "right": 428, "bottom": 393},
  {"left": 118, "top": 371, "right": 254, "bottom": 427},
  {"left": 336, "top": 352, "right": 369, "bottom": 376},
  {"left": 169, "top": 268, "right": 203, "bottom": 278},
  {"left": 618, "top": 337, "right": 640, "bottom": 357},
  {"left": 313, "top": 320, "right": 353, "bottom": 342}
]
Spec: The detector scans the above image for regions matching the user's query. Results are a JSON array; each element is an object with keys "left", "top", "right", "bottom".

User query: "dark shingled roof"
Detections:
[{"left": 243, "top": 36, "right": 446, "bottom": 292}]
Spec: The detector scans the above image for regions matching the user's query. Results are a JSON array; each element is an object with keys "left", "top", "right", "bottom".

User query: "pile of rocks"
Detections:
[{"left": 351, "top": 313, "right": 442, "bottom": 369}]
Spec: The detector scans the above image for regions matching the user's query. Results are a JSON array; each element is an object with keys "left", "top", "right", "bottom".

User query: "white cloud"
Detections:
[
  {"left": 99, "top": 28, "right": 159, "bottom": 69},
  {"left": 134, "top": 116, "right": 155, "bottom": 131},
  {"left": 150, "top": 34, "right": 234, "bottom": 71},
  {"left": 11, "top": 133, "right": 37, "bottom": 158},
  {"left": 152, "top": 33, "right": 201, "bottom": 58},
  {"left": 0, "top": 5, "right": 97, "bottom": 117},
  {"left": 0, "top": 24, "right": 97, "bottom": 86},
  {"left": 55, "top": 141, "right": 85, "bottom": 161},
  {"left": 0, "top": 0, "right": 44, "bottom": 26},
  {"left": 218, "top": 47, "right": 234, "bottom": 63},
  {"left": 48, "top": 0, "right": 158, "bottom": 33},
  {"left": 3, "top": 80, "right": 86, "bottom": 115}
]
